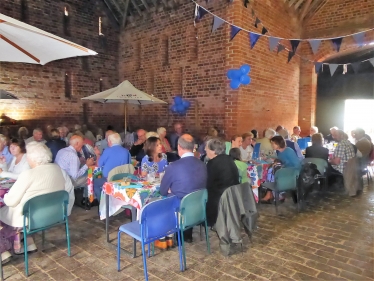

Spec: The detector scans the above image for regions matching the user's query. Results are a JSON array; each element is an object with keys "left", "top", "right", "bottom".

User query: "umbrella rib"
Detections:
[{"left": 0, "top": 34, "right": 40, "bottom": 63}]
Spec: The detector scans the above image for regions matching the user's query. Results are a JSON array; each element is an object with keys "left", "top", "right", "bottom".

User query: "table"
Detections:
[
  {"left": 248, "top": 159, "right": 272, "bottom": 202},
  {"left": 87, "top": 166, "right": 103, "bottom": 203},
  {"left": 0, "top": 178, "right": 15, "bottom": 208}
]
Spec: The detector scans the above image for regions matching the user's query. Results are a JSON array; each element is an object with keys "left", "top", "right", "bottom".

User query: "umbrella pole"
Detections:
[{"left": 124, "top": 101, "right": 127, "bottom": 134}]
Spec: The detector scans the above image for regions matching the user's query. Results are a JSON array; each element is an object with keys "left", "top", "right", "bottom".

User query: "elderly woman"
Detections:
[
  {"left": 141, "top": 136, "right": 168, "bottom": 177},
  {"left": 0, "top": 139, "right": 30, "bottom": 180},
  {"left": 198, "top": 127, "right": 218, "bottom": 159},
  {"left": 157, "top": 127, "right": 171, "bottom": 153},
  {"left": 0, "top": 134, "right": 13, "bottom": 166},
  {"left": 256, "top": 128, "right": 277, "bottom": 157},
  {"left": 17, "top": 127, "right": 29, "bottom": 141},
  {"left": 0, "top": 142, "right": 66, "bottom": 263},
  {"left": 206, "top": 138, "right": 239, "bottom": 226},
  {"left": 305, "top": 133, "right": 329, "bottom": 161}
]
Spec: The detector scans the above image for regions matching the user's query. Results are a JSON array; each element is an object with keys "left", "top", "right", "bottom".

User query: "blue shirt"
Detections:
[
  {"left": 98, "top": 144, "right": 131, "bottom": 177},
  {"left": 1, "top": 146, "right": 13, "bottom": 166},
  {"left": 141, "top": 153, "right": 168, "bottom": 174},
  {"left": 277, "top": 147, "right": 302, "bottom": 171}
]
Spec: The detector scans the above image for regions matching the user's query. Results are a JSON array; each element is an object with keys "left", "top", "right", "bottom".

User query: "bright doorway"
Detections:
[{"left": 344, "top": 99, "right": 374, "bottom": 141}]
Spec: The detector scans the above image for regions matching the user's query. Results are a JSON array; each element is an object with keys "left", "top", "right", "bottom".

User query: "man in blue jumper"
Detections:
[
  {"left": 93, "top": 133, "right": 131, "bottom": 200},
  {"left": 160, "top": 134, "right": 207, "bottom": 242}
]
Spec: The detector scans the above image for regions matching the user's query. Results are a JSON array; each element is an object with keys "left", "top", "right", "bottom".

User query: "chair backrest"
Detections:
[
  {"left": 301, "top": 158, "right": 328, "bottom": 175},
  {"left": 275, "top": 167, "right": 298, "bottom": 192},
  {"left": 108, "top": 164, "right": 135, "bottom": 180},
  {"left": 179, "top": 189, "right": 207, "bottom": 230},
  {"left": 253, "top": 143, "right": 261, "bottom": 159},
  {"left": 297, "top": 138, "right": 308, "bottom": 150},
  {"left": 23, "top": 190, "right": 69, "bottom": 232},
  {"left": 139, "top": 196, "right": 179, "bottom": 240},
  {"left": 110, "top": 173, "right": 137, "bottom": 181}
]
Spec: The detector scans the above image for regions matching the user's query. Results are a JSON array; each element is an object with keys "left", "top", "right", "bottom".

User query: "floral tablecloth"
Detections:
[
  {"left": 0, "top": 178, "right": 15, "bottom": 208},
  {"left": 87, "top": 166, "right": 103, "bottom": 203},
  {"left": 247, "top": 159, "right": 272, "bottom": 188}
]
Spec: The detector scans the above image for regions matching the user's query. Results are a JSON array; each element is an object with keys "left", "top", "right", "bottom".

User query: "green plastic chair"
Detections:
[
  {"left": 22, "top": 190, "right": 71, "bottom": 277},
  {"left": 302, "top": 158, "right": 329, "bottom": 189},
  {"left": 262, "top": 167, "right": 299, "bottom": 215},
  {"left": 179, "top": 189, "right": 210, "bottom": 271}
]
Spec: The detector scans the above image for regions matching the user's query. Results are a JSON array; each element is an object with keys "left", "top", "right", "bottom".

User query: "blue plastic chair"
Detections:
[
  {"left": 253, "top": 143, "right": 261, "bottom": 159},
  {"left": 22, "top": 190, "right": 71, "bottom": 276},
  {"left": 117, "top": 196, "right": 183, "bottom": 281},
  {"left": 297, "top": 138, "right": 308, "bottom": 150},
  {"left": 179, "top": 189, "right": 210, "bottom": 271}
]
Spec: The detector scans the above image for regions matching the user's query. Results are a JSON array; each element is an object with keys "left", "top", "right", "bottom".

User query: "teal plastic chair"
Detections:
[
  {"left": 22, "top": 190, "right": 71, "bottom": 276},
  {"left": 302, "top": 158, "right": 328, "bottom": 189},
  {"left": 262, "top": 167, "right": 299, "bottom": 215},
  {"left": 179, "top": 189, "right": 210, "bottom": 271}
]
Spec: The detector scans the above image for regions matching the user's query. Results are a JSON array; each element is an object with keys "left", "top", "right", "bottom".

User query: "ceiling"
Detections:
[{"left": 283, "top": 0, "right": 328, "bottom": 21}]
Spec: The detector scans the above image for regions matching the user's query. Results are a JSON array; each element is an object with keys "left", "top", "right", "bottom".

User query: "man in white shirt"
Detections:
[
  {"left": 25, "top": 128, "right": 46, "bottom": 144},
  {"left": 240, "top": 132, "right": 254, "bottom": 162}
]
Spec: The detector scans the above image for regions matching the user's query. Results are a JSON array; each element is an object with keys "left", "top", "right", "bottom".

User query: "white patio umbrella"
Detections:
[
  {"left": 82, "top": 80, "right": 167, "bottom": 131},
  {"left": 0, "top": 13, "right": 97, "bottom": 65}
]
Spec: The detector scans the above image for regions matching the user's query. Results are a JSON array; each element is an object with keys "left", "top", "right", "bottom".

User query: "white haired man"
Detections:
[
  {"left": 55, "top": 135, "right": 96, "bottom": 187},
  {"left": 307, "top": 126, "right": 319, "bottom": 137},
  {"left": 25, "top": 128, "right": 46, "bottom": 145},
  {"left": 93, "top": 133, "right": 131, "bottom": 200},
  {"left": 325, "top": 126, "right": 338, "bottom": 143}
]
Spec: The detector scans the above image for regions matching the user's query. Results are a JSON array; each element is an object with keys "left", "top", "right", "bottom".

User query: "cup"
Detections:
[{"left": 147, "top": 172, "right": 156, "bottom": 183}]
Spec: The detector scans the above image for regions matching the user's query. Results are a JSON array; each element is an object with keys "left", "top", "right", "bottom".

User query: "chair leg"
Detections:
[
  {"left": 205, "top": 219, "right": 211, "bottom": 254},
  {"left": 177, "top": 230, "right": 183, "bottom": 272},
  {"left": 180, "top": 228, "right": 186, "bottom": 271},
  {"left": 23, "top": 231, "right": 28, "bottom": 277},
  {"left": 274, "top": 192, "right": 278, "bottom": 215},
  {"left": 117, "top": 231, "right": 121, "bottom": 271},
  {"left": 141, "top": 242, "right": 149, "bottom": 281},
  {"left": 131, "top": 207, "right": 137, "bottom": 258},
  {"left": 66, "top": 220, "right": 71, "bottom": 257},
  {"left": 0, "top": 252, "right": 3, "bottom": 281},
  {"left": 199, "top": 224, "right": 203, "bottom": 241}
]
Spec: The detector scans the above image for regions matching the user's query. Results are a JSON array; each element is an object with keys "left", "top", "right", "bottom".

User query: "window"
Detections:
[
  {"left": 63, "top": 6, "right": 70, "bottom": 36},
  {"left": 65, "top": 72, "right": 71, "bottom": 98},
  {"left": 99, "top": 17, "right": 104, "bottom": 36},
  {"left": 20, "top": 0, "right": 28, "bottom": 23}
]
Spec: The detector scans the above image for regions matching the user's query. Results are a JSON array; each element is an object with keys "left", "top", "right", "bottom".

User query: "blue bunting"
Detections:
[
  {"left": 227, "top": 64, "right": 252, "bottom": 90},
  {"left": 170, "top": 96, "right": 191, "bottom": 115}
]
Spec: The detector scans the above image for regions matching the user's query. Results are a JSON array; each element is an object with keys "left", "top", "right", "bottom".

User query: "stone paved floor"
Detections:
[{"left": 2, "top": 179, "right": 374, "bottom": 281}]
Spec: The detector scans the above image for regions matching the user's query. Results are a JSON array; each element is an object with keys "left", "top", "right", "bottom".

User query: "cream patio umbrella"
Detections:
[
  {"left": 82, "top": 80, "right": 167, "bottom": 131},
  {"left": 0, "top": 13, "right": 97, "bottom": 65}
]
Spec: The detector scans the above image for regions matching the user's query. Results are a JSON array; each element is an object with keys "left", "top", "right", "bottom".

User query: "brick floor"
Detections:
[{"left": 2, "top": 180, "right": 374, "bottom": 280}]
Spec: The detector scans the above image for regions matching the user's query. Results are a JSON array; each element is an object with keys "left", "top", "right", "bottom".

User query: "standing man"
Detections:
[
  {"left": 169, "top": 123, "right": 183, "bottom": 151},
  {"left": 160, "top": 134, "right": 207, "bottom": 243}
]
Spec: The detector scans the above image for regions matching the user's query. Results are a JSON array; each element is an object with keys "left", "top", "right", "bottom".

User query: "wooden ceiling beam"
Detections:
[
  {"left": 139, "top": 0, "right": 150, "bottom": 11},
  {"left": 121, "top": 0, "right": 130, "bottom": 28},
  {"left": 300, "top": 0, "right": 312, "bottom": 20},
  {"left": 294, "top": 0, "right": 305, "bottom": 10},
  {"left": 289, "top": 0, "right": 298, "bottom": 7},
  {"left": 130, "top": 0, "right": 143, "bottom": 16}
]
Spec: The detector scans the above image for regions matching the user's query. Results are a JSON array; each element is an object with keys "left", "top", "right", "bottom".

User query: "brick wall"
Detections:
[
  {"left": 0, "top": 0, "right": 122, "bottom": 136},
  {"left": 298, "top": 0, "right": 374, "bottom": 134},
  {"left": 120, "top": 0, "right": 301, "bottom": 139}
]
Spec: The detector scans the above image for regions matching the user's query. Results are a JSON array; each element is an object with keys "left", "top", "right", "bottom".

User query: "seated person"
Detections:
[
  {"left": 25, "top": 128, "right": 46, "bottom": 144},
  {"left": 95, "top": 130, "right": 115, "bottom": 154},
  {"left": 329, "top": 130, "right": 355, "bottom": 176},
  {"left": 160, "top": 134, "right": 207, "bottom": 243},
  {"left": 278, "top": 129, "right": 303, "bottom": 159},
  {"left": 205, "top": 138, "right": 239, "bottom": 226},
  {"left": 290, "top": 126, "right": 301, "bottom": 142},
  {"left": 0, "top": 138, "right": 30, "bottom": 180},
  {"left": 0, "top": 142, "right": 65, "bottom": 260},
  {"left": 354, "top": 128, "right": 372, "bottom": 158},
  {"left": 130, "top": 129, "right": 147, "bottom": 162},
  {"left": 325, "top": 126, "right": 338, "bottom": 143},
  {"left": 307, "top": 126, "right": 319, "bottom": 138},
  {"left": 93, "top": 133, "right": 131, "bottom": 200},
  {"left": 55, "top": 135, "right": 95, "bottom": 187},
  {"left": 0, "top": 134, "right": 13, "bottom": 166},
  {"left": 45, "top": 129, "right": 66, "bottom": 162},
  {"left": 225, "top": 134, "right": 243, "bottom": 155},
  {"left": 229, "top": 148, "right": 249, "bottom": 184},
  {"left": 168, "top": 122, "right": 183, "bottom": 151},
  {"left": 240, "top": 132, "right": 254, "bottom": 162},
  {"left": 261, "top": 136, "right": 301, "bottom": 203},
  {"left": 157, "top": 127, "right": 172, "bottom": 153},
  {"left": 141, "top": 137, "right": 168, "bottom": 177},
  {"left": 256, "top": 128, "right": 277, "bottom": 157},
  {"left": 305, "top": 133, "right": 329, "bottom": 161}
]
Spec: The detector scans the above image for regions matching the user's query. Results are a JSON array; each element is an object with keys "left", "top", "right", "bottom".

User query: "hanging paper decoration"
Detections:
[
  {"left": 212, "top": 16, "right": 224, "bottom": 33},
  {"left": 331, "top": 38, "right": 343, "bottom": 52},
  {"left": 353, "top": 32, "right": 365, "bottom": 47},
  {"left": 269, "top": 37, "right": 280, "bottom": 51},
  {"left": 287, "top": 51, "right": 295, "bottom": 63},
  {"left": 261, "top": 27, "right": 268, "bottom": 35},
  {"left": 244, "top": 0, "right": 250, "bottom": 8},
  {"left": 195, "top": 6, "right": 208, "bottom": 21},
  {"left": 329, "top": 64, "right": 339, "bottom": 76},
  {"left": 254, "top": 17, "right": 261, "bottom": 28},
  {"left": 230, "top": 25, "right": 241, "bottom": 41},
  {"left": 170, "top": 96, "right": 191, "bottom": 115},
  {"left": 277, "top": 45, "right": 285, "bottom": 54},
  {"left": 314, "top": 62, "right": 323, "bottom": 74},
  {"left": 351, "top": 62, "right": 360, "bottom": 74},
  {"left": 309, "top": 40, "right": 321, "bottom": 55},
  {"left": 249, "top": 32, "right": 260, "bottom": 49},
  {"left": 227, "top": 64, "right": 252, "bottom": 90},
  {"left": 290, "top": 40, "right": 300, "bottom": 53},
  {"left": 342, "top": 64, "right": 348, "bottom": 74}
]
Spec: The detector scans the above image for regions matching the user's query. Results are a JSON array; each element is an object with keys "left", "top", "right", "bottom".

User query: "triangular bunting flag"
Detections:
[
  {"left": 269, "top": 37, "right": 280, "bottom": 51},
  {"left": 369, "top": 58, "right": 374, "bottom": 68},
  {"left": 331, "top": 38, "right": 343, "bottom": 52},
  {"left": 314, "top": 62, "right": 323, "bottom": 74},
  {"left": 261, "top": 27, "right": 268, "bottom": 35},
  {"left": 230, "top": 25, "right": 241, "bottom": 41},
  {"left": 277, "top": 44, "right": 285, "bottom": 54},
  {"left": 287, "top": 51, "right": 295, "bottom": 63},
  {"left": 329, "top": 64, "right": 339, "bottom": 76},
  {"left": 309, "top": 40, "right": 321, "bottom": 55},
  {"left": 351, "top": 62, "right": 361, "bottom": 74},
  {"left": 195, "top": 6, "right": 208, "bottom": 21},
  {"left": 251, "top": 9, "right": 255, "bottom": 17},
  {"left": 254, "top": 17, "right": 261, "bottom": 28},
  {"left": 244, "top": 0, "right": 250, "bottom": 8},
  {"left": 212, "top": 16, "right": 224, "bottom": 32},
  {"left": 353, "top": 32, "right": 365, "bottom": 47},
  {"left": 290, "top": 40, "right": 300, "bottom": 53},
  {"left": 249, "top": 32, "right": 261, "bottom": 49}
]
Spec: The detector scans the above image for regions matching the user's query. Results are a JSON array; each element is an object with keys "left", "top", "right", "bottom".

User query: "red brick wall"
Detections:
[
  {"left": 0, "top": 0, "right": 122, "bottom": 136},
  {"left": 298, "top": 0, "right": 374, "bottom": 134},
  {"left": 120, "top": 0, "right": 301, "bottom": 139}
]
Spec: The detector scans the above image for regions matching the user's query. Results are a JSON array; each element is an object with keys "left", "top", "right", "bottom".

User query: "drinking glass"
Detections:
[{"left": 147, "top": 172, "right": 156, "bottom": 183}]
